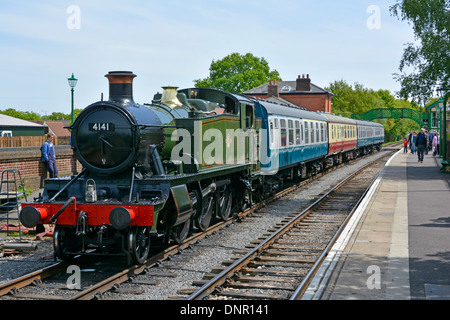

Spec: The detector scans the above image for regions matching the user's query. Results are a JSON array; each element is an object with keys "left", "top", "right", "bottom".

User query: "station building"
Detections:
[{"left": 244, "top": 74, "right": 334, "bottom": 114}]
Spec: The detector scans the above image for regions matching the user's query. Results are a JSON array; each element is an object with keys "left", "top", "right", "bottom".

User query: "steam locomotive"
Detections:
[{"left": 19, "top": 71, "right": 384, "bottom": 265}]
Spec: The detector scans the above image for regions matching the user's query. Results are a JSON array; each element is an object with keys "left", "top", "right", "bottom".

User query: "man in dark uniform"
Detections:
[{"left": 415, "top": 128, "right": 428, "bottom": 163}]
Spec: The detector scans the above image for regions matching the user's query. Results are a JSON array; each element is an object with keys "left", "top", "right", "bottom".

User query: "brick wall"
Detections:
[
  {"left": 282, "top": 94, "right": 332, "bottom": 113},
  {"left": 0, "top": 146, "right": 82, "bottom": 191}
]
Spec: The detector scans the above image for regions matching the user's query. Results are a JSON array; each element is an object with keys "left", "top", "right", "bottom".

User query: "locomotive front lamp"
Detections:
[{"left": 67, "top": 73, "right": 78, "bottom": 125}]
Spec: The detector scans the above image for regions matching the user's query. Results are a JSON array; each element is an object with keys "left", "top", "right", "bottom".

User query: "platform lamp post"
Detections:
[
  {"left": 67, "top": 73, "right": 78, "bottom": 125},
  {"left": 437, "top": 88, "right": 449, "bottom": 173}
]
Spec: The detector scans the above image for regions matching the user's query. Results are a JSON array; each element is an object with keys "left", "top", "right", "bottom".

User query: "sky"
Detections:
[{"left": 0, "top": 0, "right": 416, "bottom": 115}]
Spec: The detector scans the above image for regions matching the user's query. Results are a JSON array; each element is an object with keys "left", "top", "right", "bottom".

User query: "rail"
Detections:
[{"left": 186, "top": 152, "right": 393, "bottom": 300}]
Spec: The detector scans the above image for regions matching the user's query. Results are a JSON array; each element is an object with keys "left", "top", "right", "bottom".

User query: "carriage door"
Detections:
[{"left": 267, "top": 117, "right": 280, "bottom": 172}]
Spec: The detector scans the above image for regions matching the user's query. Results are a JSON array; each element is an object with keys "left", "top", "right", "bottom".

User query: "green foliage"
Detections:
[
  {"left": 390, "top": 0, "right": 450, "bottom": 104},
  {"left": 0, "top": 108, "right": 83, "bottom": 121},
  {"left": 194, "top": 52, "right": 282, "bottom": 93},
  {"left": 325, "top": 80, "right": 385, "bottom": 117},
  {"left": 0, "top": 108, "right": 41, "bottom": 121}
]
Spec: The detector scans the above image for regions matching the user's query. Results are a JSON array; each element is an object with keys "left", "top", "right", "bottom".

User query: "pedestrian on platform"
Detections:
[
  {"left": 41, "top": 133, "right": 58, "bottom": 178},
  {"left": 432, "top": 133, "right": 438, "bottom": 156},
  {"left": 403, "top": 137, "right": 409, "bottom": 153},
  {"left": 408, "top": 131, "right": 413, "bottom": 153},
  {"left": 415, "top": 128, "right": 428, "bottom": 163},
  {"left": 429, "top": 130, "right": 435, "bottom": 152},
  {"left": 411, "top": 131, "right": 417, "bottom": 154},
  {"left": 436, "top": 132, "right": 440, "bottom": 155}
]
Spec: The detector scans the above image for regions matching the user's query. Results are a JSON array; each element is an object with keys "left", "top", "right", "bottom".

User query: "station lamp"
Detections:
[{"left": 67, "top": 73, "right": 78, "bottom": 125}]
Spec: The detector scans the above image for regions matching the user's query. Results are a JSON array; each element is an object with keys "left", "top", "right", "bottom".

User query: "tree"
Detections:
[
  {"left": 0, "top": 108, "right": 41, "bottom": 121},
  {"left": 0, "top": 108, "right": 83, "bottom": 122},
  {"left": 325, "top": 80, "right": 385, "bottom": 117},
  {"left": 48, "top": 112, "right": 69, "bottom": 121},
  {"left": 390, "top": 0, "right": 450, "bottom": 104},
  {"left": 194, "top": 52, "right": 282, "bottom": 93}
]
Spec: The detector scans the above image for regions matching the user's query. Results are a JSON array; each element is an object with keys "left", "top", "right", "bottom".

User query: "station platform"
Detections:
[{"left": 304, "top": 148, "right": 450, "bottom": 300}]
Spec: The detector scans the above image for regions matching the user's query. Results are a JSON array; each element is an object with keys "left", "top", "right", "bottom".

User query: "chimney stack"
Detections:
[
  {"left": 105, "top": 71, "right": 136, "bottom": 105},
  {"left": 267, "top": 80, "right": 279, "bottom": 97},
  {"left": 296, "top": 74, "right": 311, "bottom": 92}
]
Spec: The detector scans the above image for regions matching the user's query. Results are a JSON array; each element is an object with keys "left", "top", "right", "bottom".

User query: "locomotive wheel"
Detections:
[
  {"left": 215, "top": 184, "right": 232, "bottom": 221},
  {"left": 193, "top": 189, "right": 214, "bottom": 232},
  {"left": 171, "top": 219, "right": 190, "bottom": 244},
  {"left": 239, "top": 188, "right": 251, "bottom": 212},
  {"left": 127, "top": 226, "right": 150, "bottom": 265},
  {"left": 54, "top": 226, "right": 78, "bottom": 261}
]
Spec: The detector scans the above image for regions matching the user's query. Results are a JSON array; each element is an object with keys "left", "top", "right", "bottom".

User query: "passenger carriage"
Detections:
[
  {"left": 356, "top": 120, "right": 384, "bottom": 155},
  {"left": 254, "top": 100, "right": 328, "bottom": 181},
  {"left": 321, "top": 113, "right": 357, "bottom": 166}
]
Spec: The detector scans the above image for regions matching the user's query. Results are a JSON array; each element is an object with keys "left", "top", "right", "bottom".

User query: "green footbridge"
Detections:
[{"left": 351, "top": 108, "right": 428, "bottom": 126}]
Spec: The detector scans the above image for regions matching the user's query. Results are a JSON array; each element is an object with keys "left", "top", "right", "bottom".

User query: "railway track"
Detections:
[
  {"left": 0, "top": 147, "right": 399, "bottom": 300},
  {"left": 179, "top": 152, "right": 392, "bottom": 300}
]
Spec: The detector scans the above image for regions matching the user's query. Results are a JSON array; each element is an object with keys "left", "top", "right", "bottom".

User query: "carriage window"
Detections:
[
  {"left": 316, "top": 123, "right": 319, "bottom": 142},
  {"left": 269, "top": 120, "right": 274, "bottom": 145},
  {"left": 301, "top": 123, "right": 304, "bottom": 143},
  {"left": 305, "top": 122, "right": 309, "bottom": 144},
  {"left": 280, "top": 119, "right": 287, "bottom": 147},
  {"left": 321, "top": 123, "right": 325, "bottom": 142},
  {"left": 288, "top": 120, "right": 294, "bottom": 145},
  {"left": 295, "top": 121, "right": 301, "bottom": 145},
  {"left": 311, "top": 122, "right": 315, "bottom": 143},
  {"left": 274, "top": 118, "right": 279, "bottom": 129}
]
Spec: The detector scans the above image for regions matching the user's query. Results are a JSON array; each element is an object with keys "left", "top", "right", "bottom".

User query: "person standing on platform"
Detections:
[
  {"left": 429, "top": 130, "right": 435, "bottom": 152},
  {"left": 41, "top": 133, "right": 58, "bottom": 178},
  {"left": 415, "top": 128, "right": 428, "bottom": 163},
  {"left": 403, "top": 137, "right": 409, "bottom": 153},
  {"left": 436, "top": 132, "right": 440, "bottom": 155},
  {"left": 408, "top": 131, "right": 413, "bottom": 153},
  {"left": 432, "top": 133, "right": 438, "bottom": 156},
  {"left": 411, "top": 131, "right": 417, "bottom": 154}
]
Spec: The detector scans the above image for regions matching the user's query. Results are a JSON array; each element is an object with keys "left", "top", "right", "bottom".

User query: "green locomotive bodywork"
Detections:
[{"left": 146, "top": 87, "right": 263, "bottom": 240}]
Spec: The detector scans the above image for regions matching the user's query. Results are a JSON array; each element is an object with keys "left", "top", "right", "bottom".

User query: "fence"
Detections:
[
  {"left": 0, "top": 136, "right": 70, "bottom": 148},
  {"left": 0, "top": 145, "right": 81, "bottom": 190}
]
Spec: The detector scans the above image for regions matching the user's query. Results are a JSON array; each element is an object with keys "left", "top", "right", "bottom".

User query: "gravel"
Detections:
[{"left": 0, "top": 150, "right": 392, "bottom": 299}]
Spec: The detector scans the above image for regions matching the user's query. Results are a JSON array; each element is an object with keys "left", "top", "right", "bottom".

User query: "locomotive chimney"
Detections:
[{"left": 105, "top": 71, "right": 136, "bottom": 105}]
